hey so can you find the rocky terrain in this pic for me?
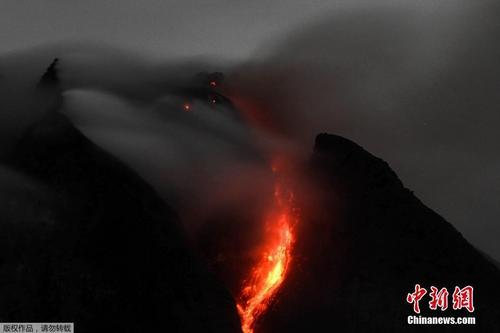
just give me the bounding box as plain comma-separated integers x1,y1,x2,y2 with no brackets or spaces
258,133,500,332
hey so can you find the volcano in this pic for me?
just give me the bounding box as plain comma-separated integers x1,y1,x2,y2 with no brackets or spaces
2,113,499,332
0,61,499,333
0,111,242,332
256,134,500,332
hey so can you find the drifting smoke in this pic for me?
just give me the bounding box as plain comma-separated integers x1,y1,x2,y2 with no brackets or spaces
226,0,500,260
0,42,305,309
1,0,500,314
1,43,275,222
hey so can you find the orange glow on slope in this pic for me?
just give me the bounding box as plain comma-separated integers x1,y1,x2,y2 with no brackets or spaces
237,168,297,333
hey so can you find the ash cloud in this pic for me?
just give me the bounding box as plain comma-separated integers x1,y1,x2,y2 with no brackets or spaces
0,43,283,258
1,0,499,263
225,0,500,259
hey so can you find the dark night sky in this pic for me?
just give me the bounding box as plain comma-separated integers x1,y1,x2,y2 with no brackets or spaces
1,0,499,260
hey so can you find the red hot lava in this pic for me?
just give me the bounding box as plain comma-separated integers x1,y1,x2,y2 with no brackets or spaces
236,164,297,333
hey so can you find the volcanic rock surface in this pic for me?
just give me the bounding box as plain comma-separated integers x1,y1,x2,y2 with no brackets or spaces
258,133,500,332
0,110,242,333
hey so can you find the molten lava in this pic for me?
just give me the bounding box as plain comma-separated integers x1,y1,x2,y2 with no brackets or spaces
237,172,297,333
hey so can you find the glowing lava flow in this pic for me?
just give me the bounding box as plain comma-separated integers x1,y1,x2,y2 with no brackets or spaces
237,172,297,333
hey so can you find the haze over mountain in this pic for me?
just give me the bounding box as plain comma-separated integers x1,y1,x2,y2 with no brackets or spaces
2,0,499,259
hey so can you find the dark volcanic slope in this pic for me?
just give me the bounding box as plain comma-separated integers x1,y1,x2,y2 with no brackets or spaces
260,133,500,333
0,110,242,333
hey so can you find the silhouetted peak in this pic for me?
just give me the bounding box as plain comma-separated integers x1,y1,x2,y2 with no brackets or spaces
38,57,59,87
259,133,500,332
313,133,403,197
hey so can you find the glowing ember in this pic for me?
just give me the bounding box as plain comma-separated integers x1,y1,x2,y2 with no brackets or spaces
237,172,296,333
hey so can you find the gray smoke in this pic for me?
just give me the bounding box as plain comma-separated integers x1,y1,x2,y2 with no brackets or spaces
0,43,283,243
226,0,500,259
1,0,499,261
